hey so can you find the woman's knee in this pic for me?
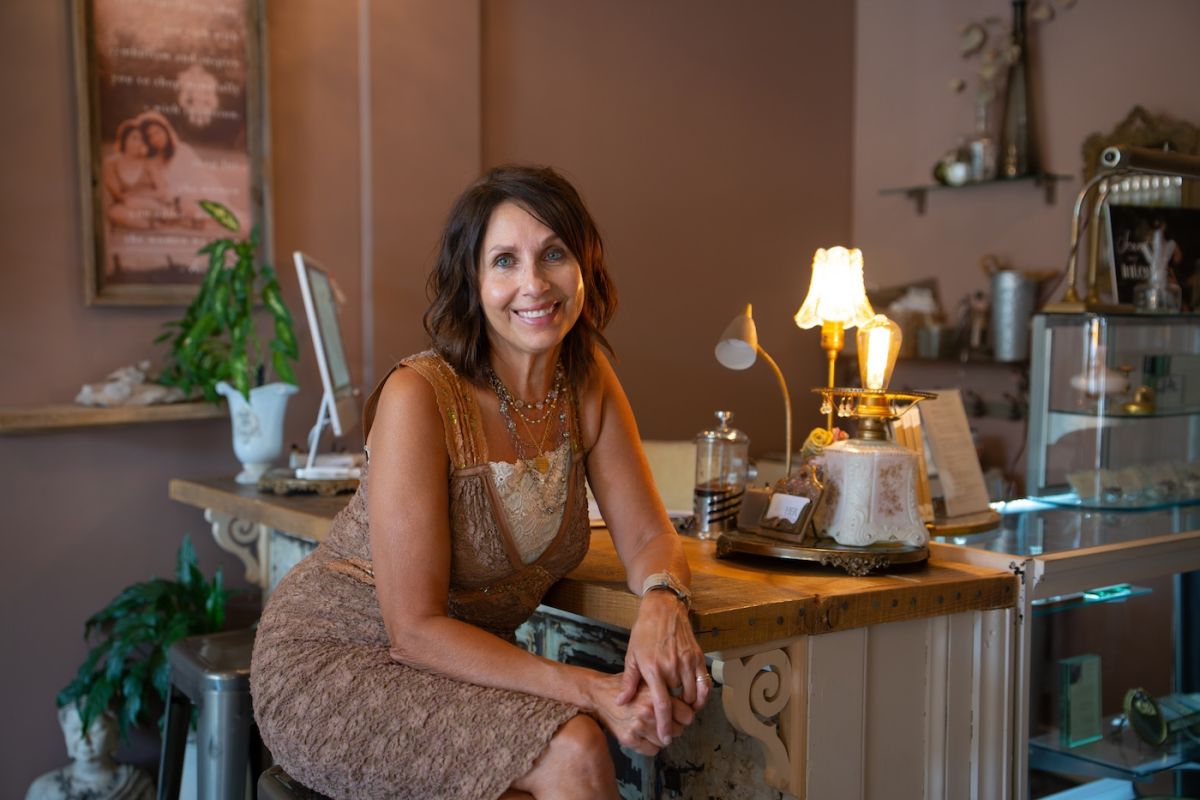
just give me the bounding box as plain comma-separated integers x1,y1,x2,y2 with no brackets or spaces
516,714,615,797
553,715,611,771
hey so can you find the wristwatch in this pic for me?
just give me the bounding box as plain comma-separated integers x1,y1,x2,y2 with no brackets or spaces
641,571,691,610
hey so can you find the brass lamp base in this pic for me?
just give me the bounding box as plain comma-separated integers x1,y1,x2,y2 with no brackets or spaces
715,528,928,576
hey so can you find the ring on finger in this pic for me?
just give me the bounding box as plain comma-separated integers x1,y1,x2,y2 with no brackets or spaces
696,673,712,685
669,684,684,697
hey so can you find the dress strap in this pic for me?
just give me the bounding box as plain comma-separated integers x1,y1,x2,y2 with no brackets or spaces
397,351,486,469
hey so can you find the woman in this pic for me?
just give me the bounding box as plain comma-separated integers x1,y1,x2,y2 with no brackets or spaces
102,121,173,230
251,165,708,799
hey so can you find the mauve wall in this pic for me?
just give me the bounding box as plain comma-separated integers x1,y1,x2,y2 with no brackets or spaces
0,2,366,795
853,0,1200,482
853,0,1200,309
0,2,851,792
482,0,854,454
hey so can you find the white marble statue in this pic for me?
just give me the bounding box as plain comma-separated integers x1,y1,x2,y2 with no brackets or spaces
25,704,154,800
75,360,185,407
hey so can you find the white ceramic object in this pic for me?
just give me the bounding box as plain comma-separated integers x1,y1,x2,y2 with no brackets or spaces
25,705,153,800
215,381,298,484
814,438,928,547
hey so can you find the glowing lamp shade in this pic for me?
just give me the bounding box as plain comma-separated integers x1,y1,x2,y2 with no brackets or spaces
857,315,902,391
793,247,875,330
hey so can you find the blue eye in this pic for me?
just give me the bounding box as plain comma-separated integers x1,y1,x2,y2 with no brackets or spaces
545,247,565,263
494,254,514,268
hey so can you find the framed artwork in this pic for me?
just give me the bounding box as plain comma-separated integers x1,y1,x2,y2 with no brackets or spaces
1106,205,1200,311
72,0,269,306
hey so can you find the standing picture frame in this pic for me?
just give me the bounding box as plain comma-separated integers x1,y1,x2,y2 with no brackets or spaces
1105,205,1200,311
72,0,270,306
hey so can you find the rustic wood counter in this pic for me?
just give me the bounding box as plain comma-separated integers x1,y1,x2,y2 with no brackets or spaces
169,476,1014,649
172,476,1018,798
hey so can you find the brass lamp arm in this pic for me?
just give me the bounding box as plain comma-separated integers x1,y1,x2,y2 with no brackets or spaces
756,345,792,476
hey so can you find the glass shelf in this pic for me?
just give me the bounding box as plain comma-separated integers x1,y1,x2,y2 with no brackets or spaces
1030,584,1152,618
1034,491,1200,513
934,498,1200,559
1029,721,1200,783
879,172,1072,215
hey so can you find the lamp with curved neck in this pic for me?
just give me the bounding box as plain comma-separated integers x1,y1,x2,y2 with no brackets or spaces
715,303,793,475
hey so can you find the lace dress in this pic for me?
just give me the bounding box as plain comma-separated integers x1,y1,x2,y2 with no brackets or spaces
250,351,592,800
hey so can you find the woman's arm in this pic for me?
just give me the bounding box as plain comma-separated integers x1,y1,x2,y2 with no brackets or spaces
581,353,711,741
368,368,690,754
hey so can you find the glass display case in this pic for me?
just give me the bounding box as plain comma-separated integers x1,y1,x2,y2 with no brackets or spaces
1025,312,1200,507
934,499,1200,798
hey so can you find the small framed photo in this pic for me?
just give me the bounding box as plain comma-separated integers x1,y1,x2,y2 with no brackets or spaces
73,0,269,306
759,491,819,537
1106,205,1200,310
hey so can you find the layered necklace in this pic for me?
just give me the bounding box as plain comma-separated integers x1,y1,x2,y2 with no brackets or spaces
486,363,568,475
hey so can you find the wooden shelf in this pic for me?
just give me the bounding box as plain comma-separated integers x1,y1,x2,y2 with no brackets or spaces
880,172,1072,215
0,401,227,435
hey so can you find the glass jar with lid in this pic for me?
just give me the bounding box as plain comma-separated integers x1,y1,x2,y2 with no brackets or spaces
693,410,750,539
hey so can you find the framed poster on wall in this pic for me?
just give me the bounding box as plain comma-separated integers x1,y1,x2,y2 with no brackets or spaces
72,0,269,306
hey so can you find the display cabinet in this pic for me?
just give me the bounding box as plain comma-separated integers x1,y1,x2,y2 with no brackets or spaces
1025,312,1200,506
935,490,1200,797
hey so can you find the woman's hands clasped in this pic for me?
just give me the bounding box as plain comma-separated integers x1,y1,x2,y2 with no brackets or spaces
614,589,710,745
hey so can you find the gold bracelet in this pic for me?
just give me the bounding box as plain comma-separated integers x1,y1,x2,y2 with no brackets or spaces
641,571,691,610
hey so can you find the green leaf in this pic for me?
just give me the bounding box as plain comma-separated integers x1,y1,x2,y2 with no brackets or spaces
175,536,198,586
81,677,115,735
198,200,241,232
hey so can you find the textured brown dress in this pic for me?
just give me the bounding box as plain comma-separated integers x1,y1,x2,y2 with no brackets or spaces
251,352,592,800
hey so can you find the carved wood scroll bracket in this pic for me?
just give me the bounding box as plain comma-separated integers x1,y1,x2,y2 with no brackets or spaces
205,509,269,587
713,648,795,793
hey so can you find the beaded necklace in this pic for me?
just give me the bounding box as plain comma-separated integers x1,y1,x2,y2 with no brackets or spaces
486,364,569,475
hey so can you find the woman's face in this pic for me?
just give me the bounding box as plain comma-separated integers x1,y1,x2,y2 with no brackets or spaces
144,122,170,150
478,201,584,364
122,129,148,158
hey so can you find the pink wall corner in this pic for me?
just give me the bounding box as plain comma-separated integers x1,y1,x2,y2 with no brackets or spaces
853,0,1200,311
852,0,1200,481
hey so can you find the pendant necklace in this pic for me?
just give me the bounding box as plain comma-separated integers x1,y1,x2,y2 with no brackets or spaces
487,364,566,475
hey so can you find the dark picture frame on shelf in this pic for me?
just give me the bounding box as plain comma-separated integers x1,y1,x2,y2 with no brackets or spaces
71,0,269,306
1105,205,1200,311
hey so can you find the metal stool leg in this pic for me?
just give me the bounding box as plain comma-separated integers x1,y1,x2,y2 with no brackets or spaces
196,683,253,800
157,685,191,800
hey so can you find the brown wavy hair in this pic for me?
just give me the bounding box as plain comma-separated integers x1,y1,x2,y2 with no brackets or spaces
423,165,617,387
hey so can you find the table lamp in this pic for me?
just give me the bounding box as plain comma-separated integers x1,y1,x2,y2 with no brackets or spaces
1047,145,1200,311
812,314,934,548
715,304,793,475
794,246,875,431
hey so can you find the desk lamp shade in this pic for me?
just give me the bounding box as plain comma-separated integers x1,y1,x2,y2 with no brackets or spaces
715,304,758,370
714,303,793,474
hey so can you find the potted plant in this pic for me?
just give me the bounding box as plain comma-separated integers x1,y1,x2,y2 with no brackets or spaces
57,537,229,740
157,201,300,482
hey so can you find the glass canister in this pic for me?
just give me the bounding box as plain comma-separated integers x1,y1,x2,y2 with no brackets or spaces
693,410,750,539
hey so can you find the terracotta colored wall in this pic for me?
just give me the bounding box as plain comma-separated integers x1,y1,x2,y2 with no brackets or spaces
366,1,483,387
0,2,365,794
0,1,852,793
482,0,856,456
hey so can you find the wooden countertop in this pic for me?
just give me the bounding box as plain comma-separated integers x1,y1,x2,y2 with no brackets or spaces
170,477,1016,652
